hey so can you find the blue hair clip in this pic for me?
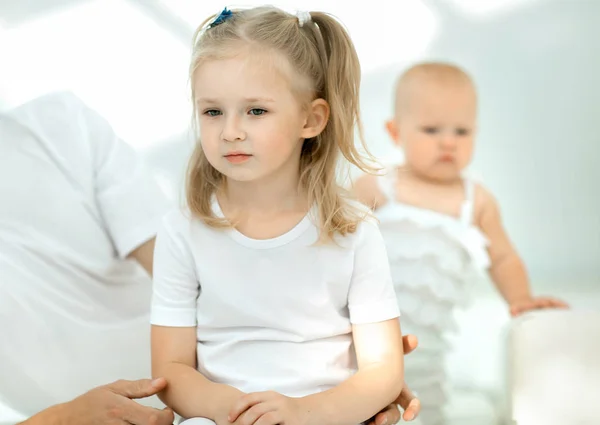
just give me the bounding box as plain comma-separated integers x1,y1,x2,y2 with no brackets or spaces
208,7,233,28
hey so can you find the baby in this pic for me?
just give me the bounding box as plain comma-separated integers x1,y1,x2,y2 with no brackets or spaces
353,62,568,424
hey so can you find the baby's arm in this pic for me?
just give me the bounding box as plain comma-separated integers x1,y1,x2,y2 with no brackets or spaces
477,186,568,315
477,186,532,304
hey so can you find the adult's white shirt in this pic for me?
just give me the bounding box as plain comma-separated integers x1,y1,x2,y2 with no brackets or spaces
0,92,169,416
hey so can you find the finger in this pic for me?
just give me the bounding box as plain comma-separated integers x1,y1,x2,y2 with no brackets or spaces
545,298,569,309
375,404,399,425
535,298,553,309
254,411,281,425
239,402,275,425
525,300,552,311
121,398,175,425
402,398,421,421
229,392,274,422
511,306,533,317
372,408,389,425
107,378,167,399
395,382,415,409
402,335,418,355
365,413,379,425
510,303,534,316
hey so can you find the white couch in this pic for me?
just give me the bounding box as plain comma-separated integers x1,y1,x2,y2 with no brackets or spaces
507,309,600,425
441,282,600,425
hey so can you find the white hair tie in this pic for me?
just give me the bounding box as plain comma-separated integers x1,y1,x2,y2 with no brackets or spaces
296,10,311,27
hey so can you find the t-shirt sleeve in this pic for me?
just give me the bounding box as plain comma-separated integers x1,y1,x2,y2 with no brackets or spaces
151,211,199,327
347,219,400,324
78,97,170,258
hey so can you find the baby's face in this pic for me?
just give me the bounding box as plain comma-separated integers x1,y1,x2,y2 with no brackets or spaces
387,82,477,182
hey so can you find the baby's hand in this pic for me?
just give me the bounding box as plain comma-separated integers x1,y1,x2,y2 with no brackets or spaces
510,296,569,317
228,391,309,425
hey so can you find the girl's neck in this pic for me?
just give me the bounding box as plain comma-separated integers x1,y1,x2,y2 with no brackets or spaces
218,171,308,216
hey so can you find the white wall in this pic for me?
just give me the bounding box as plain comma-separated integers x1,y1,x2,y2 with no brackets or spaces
358,0,600,285
2,0,597,284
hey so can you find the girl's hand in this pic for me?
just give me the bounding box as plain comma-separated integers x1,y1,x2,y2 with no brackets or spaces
213,386,246,425
510,296,569,317
228,391,310,425
228,333,422,425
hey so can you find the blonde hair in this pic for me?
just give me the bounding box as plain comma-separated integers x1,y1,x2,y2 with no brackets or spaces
393,61,476,116
185,6,376,240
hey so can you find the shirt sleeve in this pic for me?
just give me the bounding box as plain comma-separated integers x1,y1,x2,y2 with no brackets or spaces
78,96,170,258
347,219,400,324
151,211,199,327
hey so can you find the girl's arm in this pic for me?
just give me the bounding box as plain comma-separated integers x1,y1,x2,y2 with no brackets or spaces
228,319,404,425
302,318,404,425
227,220,403,425
151,325,243,420
303,219,404,425
151,212,242,420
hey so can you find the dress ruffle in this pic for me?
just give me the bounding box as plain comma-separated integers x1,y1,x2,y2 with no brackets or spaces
376,201,490,333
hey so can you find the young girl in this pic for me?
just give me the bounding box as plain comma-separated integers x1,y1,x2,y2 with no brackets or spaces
353,62,569,424
150,7,414,425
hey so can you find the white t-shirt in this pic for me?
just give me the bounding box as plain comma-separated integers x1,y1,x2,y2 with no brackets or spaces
0,92,169,415
151,202,400,397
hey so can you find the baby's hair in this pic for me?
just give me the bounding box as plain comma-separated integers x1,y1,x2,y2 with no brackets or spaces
393,61,476,116
185,6,376,240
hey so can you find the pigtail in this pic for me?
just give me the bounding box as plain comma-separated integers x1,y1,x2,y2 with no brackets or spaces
296,13,377,238
307,13,378,175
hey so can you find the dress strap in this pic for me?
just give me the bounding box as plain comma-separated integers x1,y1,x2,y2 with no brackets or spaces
460,179,475,225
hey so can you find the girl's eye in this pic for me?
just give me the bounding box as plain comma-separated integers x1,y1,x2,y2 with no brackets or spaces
249,109,267,116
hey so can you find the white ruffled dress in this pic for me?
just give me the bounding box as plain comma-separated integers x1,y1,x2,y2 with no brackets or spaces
374,169,490,425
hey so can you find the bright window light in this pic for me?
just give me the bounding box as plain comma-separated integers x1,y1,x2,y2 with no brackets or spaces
0,0,191,150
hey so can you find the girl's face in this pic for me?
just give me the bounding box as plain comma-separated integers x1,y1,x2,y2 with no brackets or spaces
193,51,312,186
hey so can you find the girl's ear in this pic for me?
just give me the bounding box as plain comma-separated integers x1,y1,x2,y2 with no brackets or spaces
301,98,329,139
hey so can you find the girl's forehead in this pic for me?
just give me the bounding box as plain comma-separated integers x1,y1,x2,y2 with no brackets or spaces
192,51,311,102
194,57,286,89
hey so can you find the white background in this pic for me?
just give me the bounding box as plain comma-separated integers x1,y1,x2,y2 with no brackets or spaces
0,0,598,300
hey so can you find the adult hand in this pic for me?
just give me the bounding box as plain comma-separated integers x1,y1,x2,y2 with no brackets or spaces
22,378,174,425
